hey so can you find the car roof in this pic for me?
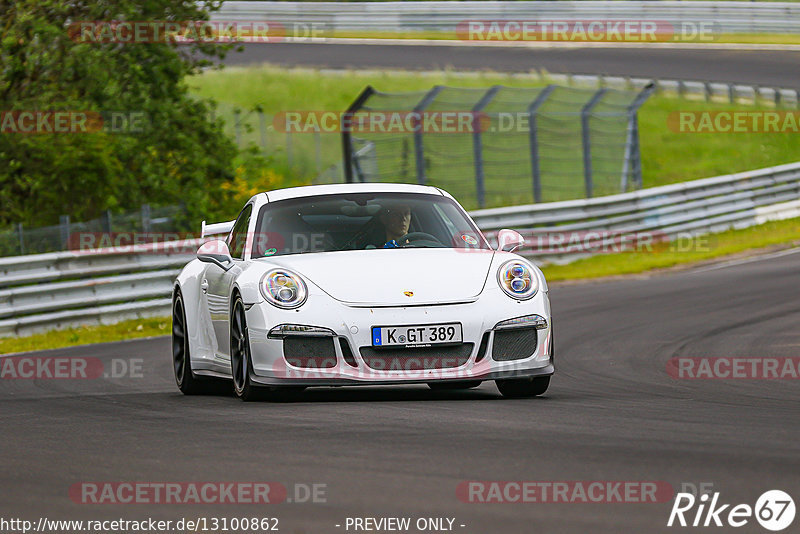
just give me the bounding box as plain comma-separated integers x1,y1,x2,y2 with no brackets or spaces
259,182,445,203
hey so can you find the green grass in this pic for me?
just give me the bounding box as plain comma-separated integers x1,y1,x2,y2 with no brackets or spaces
543,216,800,282
0,317,170,355
190,65,800,207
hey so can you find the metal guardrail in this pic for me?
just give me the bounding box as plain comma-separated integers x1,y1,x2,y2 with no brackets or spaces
1,163,799,337
0,242,199,338
214,1,800,35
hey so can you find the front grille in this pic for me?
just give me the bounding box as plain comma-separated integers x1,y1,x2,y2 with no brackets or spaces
283,337,337,368
492,328,538,361
359,343,473,371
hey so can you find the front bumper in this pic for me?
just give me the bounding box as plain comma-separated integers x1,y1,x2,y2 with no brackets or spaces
244,286,553,387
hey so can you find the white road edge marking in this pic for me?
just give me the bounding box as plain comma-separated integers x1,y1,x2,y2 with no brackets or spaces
688,246,800,274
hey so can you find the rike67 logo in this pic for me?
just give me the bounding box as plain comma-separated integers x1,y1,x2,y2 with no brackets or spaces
668,490,795,531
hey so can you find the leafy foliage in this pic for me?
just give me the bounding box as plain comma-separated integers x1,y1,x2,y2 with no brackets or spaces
0,0,238,226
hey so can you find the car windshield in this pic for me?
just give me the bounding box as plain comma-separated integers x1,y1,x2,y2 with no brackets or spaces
251,192,490,257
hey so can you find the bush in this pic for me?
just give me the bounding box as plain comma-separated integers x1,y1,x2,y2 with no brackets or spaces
0,0,238,227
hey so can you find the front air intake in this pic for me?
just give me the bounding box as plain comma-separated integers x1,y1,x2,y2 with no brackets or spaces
359,344,473,371
492,328,538,361
283,337,337,368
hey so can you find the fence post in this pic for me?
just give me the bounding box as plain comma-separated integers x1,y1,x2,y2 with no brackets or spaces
59,215,70,250
581,88,607,199
258,111,267,152
315,130,322,174
621,83,655,191
102,210,112,233
233,109,242,147
17,223,24,255
141,204,151,233
412,85,444,185
528,85,556,203
341,86,375,183
471,85,501,209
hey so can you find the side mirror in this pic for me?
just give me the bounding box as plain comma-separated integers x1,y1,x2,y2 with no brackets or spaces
496,229,525,253
197,240,233,270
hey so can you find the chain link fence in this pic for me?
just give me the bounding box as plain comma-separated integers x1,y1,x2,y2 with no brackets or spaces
342,83,653,209
0,205,182,257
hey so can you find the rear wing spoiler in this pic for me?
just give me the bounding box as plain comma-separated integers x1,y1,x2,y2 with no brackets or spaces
200,220,235,239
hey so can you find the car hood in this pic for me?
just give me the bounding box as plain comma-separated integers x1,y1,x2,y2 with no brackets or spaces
263,248,496,306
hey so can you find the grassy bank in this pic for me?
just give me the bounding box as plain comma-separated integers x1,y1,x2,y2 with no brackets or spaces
544,216,800,281
0,317,171,355
191,65,800,207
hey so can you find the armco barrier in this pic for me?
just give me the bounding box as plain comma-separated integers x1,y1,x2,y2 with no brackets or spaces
214,1,800,36
1,163,800,337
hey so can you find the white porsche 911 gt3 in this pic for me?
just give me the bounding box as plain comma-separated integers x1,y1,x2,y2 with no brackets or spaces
171,183,553,400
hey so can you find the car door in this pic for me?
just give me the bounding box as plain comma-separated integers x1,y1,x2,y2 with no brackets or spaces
205,204,252,360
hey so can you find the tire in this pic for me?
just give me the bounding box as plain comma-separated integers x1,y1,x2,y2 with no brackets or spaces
428,380,482,390
496,376,550,398
172,291,215,395
231,294,263,401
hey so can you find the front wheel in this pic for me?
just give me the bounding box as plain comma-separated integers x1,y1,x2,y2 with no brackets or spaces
496,376,550,398
231,295,262,401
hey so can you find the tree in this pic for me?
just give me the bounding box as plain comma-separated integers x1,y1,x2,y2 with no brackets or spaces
0,0,238,227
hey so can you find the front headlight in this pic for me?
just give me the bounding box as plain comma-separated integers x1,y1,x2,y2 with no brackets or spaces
497,260,539,300
260,269,308,309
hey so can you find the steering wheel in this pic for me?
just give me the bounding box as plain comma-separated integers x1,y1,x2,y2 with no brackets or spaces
396,232,444,248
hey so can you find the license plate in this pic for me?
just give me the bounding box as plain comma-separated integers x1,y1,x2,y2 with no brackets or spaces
371,323,463,348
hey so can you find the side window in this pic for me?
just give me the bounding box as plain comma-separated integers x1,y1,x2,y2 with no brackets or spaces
227,204,252,260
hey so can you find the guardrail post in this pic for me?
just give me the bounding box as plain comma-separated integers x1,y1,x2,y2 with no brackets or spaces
581,88,607,199
17,223,25,255
342,85,375,183
471,85,501,209
704,82,712,102
59,215,70,250
141,204,151,233
774,88,782,108
412,85,444,185
728,84,736,104
528,85,556,203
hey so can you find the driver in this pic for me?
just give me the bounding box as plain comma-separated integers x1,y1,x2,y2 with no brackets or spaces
379,203,412,248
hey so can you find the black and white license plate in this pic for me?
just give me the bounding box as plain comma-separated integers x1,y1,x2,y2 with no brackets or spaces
371,323,463,347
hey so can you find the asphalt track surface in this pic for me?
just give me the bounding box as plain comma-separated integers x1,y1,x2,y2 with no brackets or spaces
3,249,799,533
226,42,800,88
